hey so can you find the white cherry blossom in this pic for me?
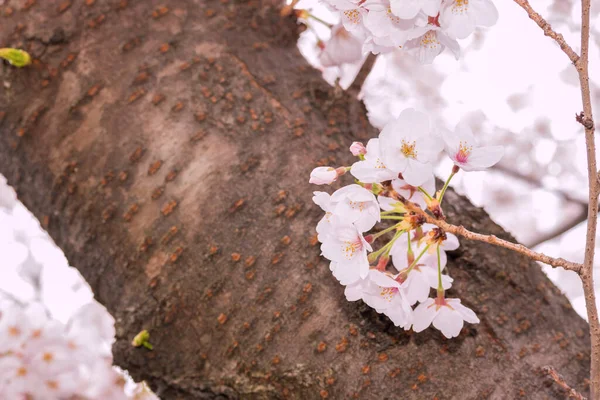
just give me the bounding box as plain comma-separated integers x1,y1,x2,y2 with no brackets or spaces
412,297,479,338
403,26,460,64
345,270,413,328
439,0,499,39
442,120,504,171
363,2,422,47
378,109,443,186
330,184,381,232
324,0,369,32
321,222,372,279
350,138,397,183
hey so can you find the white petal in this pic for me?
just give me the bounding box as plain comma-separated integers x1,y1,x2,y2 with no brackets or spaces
450,299,480,324
390,0,422,19
472,0,499,26
411,298,437,332
402,160,433,186
461,146,504,171
433,307,464,338
442,233,460,251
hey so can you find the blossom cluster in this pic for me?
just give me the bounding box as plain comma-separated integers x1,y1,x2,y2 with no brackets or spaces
314,0,498,66
0,176,158,400
310,108,503,338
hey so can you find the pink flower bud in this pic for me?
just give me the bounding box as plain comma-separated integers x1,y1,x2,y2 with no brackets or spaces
309,167,338,185
349,142,367,156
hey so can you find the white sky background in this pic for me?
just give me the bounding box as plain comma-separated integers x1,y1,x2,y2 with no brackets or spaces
1,0,600,325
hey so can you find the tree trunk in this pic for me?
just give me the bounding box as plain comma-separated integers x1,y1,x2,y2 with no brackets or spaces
0,0,592,398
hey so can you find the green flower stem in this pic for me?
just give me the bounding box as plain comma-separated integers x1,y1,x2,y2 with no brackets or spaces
438,171,457,204
370,223,401,241
418,187,433,200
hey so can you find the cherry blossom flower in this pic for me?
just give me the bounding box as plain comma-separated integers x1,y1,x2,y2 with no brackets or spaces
390,0,441,19
324,0,369,32
345,270,413,328
350,138,397,183
319,24,364,67
378,109,443,186
403,26,460,64
363,2,422,47
330,184,381,231
412,297,479,338
321,222,372,279
442,120,504,171
439,0,499,39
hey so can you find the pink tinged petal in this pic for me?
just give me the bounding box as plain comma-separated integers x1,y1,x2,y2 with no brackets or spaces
449,299,480,324
402,160,433,186
332,262,363,285
369,270,402,288
390,241,410,271
403,270,431,305
442,127,461,160
377,195,398,211
440,2,477,40
442,233,459,251
433,307,465,338
461,146,504,171
472,0,499,26
390,0,422,19
312,191,332,211
345,283,364,302
437,31,460,59
350,160,380,183
422,0,442,16
412,298,438,332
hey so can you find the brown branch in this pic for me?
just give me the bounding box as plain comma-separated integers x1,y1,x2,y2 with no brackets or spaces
401,199,582,273
348,53,377,95
542,366,587,400
512,0,580,64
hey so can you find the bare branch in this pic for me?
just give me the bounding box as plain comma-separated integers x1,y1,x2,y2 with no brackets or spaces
512,0,579,64
542,366,587,400
400,199,582,273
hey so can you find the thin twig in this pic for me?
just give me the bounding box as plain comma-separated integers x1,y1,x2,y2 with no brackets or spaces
348,53,377,95
400,199,582,273
573,0,600,395
542,366,587,400
511,0,599,394
512,0,580,64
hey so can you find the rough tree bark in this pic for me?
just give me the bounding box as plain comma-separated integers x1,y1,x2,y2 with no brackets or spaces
0,0,593,398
